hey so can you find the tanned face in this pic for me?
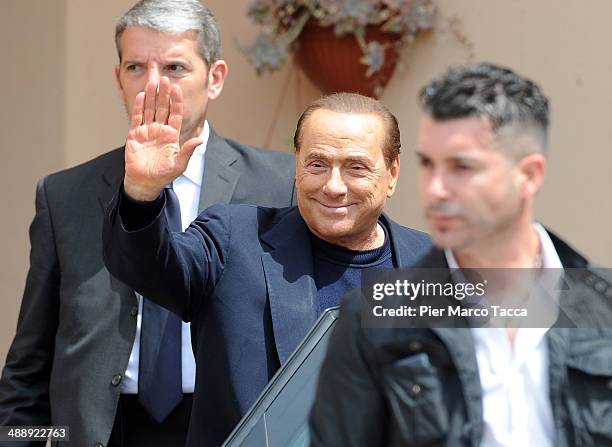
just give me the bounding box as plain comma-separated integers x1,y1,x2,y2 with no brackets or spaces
296,109,400,250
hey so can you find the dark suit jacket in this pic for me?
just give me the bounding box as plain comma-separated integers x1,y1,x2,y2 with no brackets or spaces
310,231,612,447
102,194,432,446
0,129,296,447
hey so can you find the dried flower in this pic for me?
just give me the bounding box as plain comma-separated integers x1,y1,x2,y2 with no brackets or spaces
240,32,289,75
241,0,436,75
360,41,386,77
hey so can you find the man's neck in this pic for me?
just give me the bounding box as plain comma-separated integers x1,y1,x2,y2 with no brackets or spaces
453,222,541,269
450,222,543,347
179,121,206,147
324,222,386,251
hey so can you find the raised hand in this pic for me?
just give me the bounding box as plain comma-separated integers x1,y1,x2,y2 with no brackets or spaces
123,77,203,201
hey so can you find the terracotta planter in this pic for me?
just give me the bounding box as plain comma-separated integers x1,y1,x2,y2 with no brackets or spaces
295,22,401,97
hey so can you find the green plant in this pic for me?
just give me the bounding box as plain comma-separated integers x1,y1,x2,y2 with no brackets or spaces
241,0,436,77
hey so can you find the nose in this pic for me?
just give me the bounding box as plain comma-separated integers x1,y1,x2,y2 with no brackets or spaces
145,65,162,85
423,170,450,202
323,167,348,198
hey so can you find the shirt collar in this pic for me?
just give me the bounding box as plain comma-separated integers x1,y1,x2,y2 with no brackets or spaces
181,121,209,186
533,223,563,269
445,247,460,269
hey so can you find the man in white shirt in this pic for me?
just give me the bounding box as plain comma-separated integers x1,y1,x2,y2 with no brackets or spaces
0,1,295,446
310,62,612,447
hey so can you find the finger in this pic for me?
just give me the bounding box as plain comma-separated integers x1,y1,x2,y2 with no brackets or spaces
130,91,145,129
168,84,184,131
143,80,157,124
181,137,204,160
155,77,171,124
177,137,203,169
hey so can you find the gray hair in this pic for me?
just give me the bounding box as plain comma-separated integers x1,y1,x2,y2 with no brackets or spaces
115,0,221,67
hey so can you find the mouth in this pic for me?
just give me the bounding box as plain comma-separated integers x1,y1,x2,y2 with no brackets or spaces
314,200,355,213
427,213,458,225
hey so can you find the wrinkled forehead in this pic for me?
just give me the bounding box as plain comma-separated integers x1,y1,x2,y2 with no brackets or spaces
304,110,384,142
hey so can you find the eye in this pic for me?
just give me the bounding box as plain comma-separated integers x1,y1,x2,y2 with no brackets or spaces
166,64,185,73
453,162,473,172
125,64,139,72
349,163,367,173
418,156,433,168
306,160,327,170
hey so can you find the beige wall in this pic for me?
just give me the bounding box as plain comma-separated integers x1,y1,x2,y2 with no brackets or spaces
0,1,66,363
381,0,612,269
1,0,610,366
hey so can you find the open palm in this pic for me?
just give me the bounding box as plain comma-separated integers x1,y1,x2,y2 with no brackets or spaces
124,78,202,201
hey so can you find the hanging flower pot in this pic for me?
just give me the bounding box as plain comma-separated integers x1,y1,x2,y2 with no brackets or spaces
240,1,437,97
295,21,401,98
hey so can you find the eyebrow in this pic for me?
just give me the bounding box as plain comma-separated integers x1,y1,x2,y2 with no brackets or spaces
305,151,372,164
162,58,190,65
448,155,478,162
121,57,190,66
120,59,147,68
415,152,481,164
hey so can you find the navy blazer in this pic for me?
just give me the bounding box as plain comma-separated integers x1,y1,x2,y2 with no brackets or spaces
103,191,431,446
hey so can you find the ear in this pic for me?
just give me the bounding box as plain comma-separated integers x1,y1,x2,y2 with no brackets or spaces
386,155,401,197
206,60,228,100
517,152,546,198
114,64,126,102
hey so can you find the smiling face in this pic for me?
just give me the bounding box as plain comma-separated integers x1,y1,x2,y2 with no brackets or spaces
114,26,227,143
416,115,544,254
296,109,400,250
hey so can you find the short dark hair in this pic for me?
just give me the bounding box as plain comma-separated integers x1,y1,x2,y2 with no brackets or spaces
294,93,401,167
419,62,550,152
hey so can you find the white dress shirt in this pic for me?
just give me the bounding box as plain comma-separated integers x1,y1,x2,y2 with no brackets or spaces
121,122,210,394
445,223,562,447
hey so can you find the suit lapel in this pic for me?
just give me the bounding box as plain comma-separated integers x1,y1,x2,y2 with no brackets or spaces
260,208,318,364
199,130,240,212
382,213,429,267
98,147,125,214
97,148,139,320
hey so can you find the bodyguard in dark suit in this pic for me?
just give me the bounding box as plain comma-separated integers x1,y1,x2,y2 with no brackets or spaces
310,63,612,447
0,1,295,446
102,91,432,446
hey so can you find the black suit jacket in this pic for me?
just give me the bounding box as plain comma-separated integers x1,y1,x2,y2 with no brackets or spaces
0,129,296,447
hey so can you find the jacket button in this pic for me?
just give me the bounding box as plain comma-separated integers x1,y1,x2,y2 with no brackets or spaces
130,306,138,317
595,281,607,293
111,374,122,386
410,383,422,396
585,274,597,285
408,341,423,352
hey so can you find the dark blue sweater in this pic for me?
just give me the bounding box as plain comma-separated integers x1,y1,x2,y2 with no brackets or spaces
311,222,394,315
